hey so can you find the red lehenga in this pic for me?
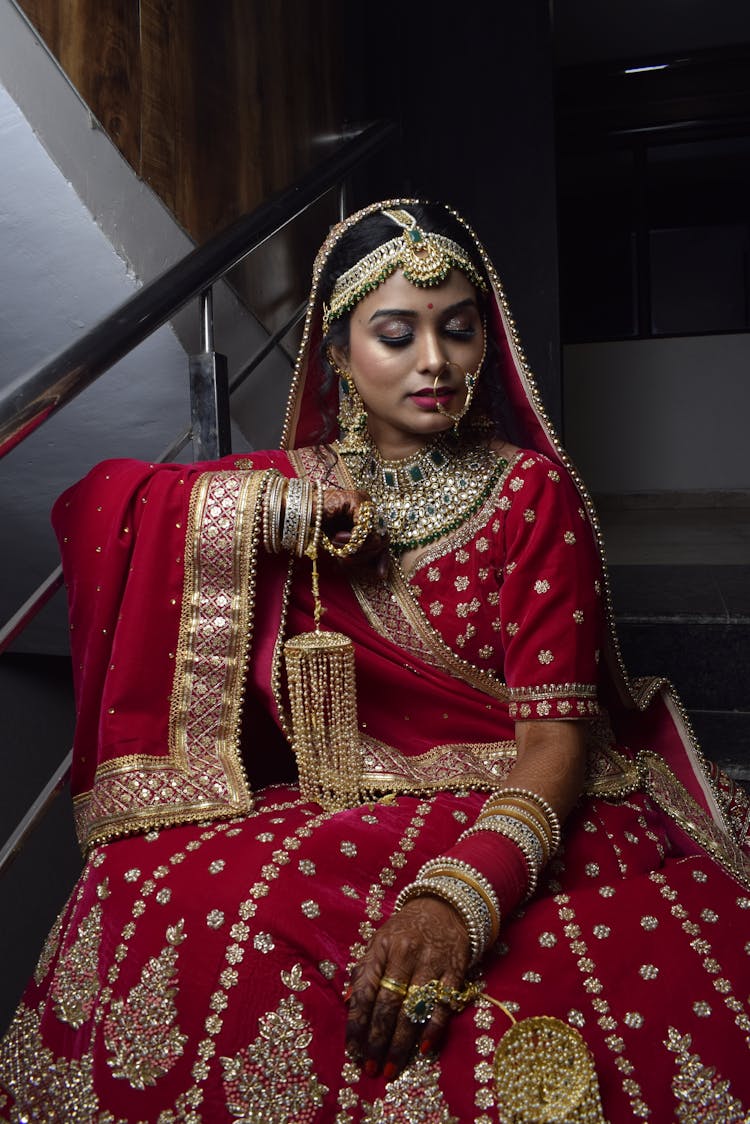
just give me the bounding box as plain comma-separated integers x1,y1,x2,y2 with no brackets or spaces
2,201,749,1124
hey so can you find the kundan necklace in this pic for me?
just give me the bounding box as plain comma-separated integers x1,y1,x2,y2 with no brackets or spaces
338,434,507,554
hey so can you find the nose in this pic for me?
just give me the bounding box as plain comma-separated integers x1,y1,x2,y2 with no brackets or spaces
415,328,448,376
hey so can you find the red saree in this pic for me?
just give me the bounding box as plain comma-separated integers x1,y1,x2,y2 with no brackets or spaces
2,200,749,1123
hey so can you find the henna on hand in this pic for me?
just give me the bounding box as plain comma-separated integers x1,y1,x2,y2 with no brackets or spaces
345,896,471,1078
321,487,390,577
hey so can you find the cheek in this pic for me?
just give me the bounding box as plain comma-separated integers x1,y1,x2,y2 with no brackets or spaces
351,343,402,385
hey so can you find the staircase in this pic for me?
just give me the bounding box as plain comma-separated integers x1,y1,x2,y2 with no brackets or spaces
604,506,750,788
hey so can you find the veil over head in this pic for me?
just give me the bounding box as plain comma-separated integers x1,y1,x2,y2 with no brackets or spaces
281,199,563,467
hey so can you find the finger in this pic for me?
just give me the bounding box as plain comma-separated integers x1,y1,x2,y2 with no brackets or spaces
362,974,414,1077
345,952,384,1060
415,982,458,1058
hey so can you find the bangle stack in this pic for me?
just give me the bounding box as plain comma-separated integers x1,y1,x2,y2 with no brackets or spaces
482,788,561,857
281,478,315,557
458,786,561,901
394,857,501,966
262,476,323,558
262,471,286,555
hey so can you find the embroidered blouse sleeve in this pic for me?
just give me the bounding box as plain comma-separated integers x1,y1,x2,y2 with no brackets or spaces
498,456,603,720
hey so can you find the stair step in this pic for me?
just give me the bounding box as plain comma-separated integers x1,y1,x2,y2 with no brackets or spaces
688,709,750,786
615,619,749,712
608,564,750,622
608,564,749,713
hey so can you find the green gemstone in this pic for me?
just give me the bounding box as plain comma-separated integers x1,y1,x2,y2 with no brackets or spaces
408,465,424,482
384,471,396,487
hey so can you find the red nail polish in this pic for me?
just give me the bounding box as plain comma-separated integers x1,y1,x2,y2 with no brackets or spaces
383,1062,398,1081
342,985,353,1002
364,1059,379,1078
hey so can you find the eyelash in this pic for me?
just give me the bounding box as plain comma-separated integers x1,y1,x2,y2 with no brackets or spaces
378,327,476,348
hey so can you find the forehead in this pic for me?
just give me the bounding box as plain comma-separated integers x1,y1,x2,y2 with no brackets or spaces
352,268,478,318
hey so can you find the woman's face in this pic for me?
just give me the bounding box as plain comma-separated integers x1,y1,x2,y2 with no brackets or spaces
331,268,485,459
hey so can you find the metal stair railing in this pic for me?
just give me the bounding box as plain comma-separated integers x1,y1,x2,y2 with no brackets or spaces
0,119,397,877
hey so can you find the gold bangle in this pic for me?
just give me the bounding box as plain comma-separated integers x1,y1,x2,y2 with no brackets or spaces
480,801,551,862
321,499,375,559
421,864,501,945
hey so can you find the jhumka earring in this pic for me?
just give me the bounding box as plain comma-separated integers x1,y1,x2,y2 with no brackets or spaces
329,350,370,453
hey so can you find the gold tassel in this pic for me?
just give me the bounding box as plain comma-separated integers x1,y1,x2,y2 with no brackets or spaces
492,1014,606,1123
284,481,362,812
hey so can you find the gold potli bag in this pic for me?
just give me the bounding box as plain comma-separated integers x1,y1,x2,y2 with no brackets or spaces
284,482,363,812
491,1004,606,1123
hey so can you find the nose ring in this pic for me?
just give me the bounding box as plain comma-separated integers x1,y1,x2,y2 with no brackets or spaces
432,361,478,427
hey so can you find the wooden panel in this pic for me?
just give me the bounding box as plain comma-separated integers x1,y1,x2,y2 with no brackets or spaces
18,0,141,169
17,0,350,328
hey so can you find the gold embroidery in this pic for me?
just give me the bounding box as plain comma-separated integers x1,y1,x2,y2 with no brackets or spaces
641,752,750,887
352,567,510,703
33,908,66,985
220,966,328,1122
666,1027,747,1122
0,1004,128,1124
50,901,103,1029
74,470,267,849
104,919,188,1089
361,1057,458,1123
507,682,597,702
359,735,516,796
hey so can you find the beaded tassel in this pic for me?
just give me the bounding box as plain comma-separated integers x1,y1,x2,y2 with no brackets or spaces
283,483,362,812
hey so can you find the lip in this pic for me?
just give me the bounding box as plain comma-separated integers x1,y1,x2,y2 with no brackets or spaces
409,387,457,412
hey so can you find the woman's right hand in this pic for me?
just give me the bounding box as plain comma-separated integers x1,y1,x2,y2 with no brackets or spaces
321,487,390,578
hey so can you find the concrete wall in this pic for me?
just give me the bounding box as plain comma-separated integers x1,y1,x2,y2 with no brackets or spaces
0,0,294,656
563,334,750,493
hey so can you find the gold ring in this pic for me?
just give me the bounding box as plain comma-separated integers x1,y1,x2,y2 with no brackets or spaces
379,976,408,998
403,981,439,1024
403,979,482,1023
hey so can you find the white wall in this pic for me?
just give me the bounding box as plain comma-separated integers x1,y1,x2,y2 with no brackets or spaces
563,334,750,494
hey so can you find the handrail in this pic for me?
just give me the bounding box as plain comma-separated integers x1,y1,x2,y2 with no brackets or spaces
0,751,72,878
0,119,397,878
0,120,397,459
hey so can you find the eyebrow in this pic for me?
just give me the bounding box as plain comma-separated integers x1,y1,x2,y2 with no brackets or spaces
368,297,477,323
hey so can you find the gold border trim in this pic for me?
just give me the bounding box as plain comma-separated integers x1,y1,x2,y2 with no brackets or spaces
74,470,268,849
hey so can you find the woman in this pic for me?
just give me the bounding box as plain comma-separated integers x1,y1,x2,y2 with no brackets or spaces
1,201,748,1123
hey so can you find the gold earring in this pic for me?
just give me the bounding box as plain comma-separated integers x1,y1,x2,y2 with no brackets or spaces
328,352,369,454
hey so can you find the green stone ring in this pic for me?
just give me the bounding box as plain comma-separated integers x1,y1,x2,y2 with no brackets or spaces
403,981,439,1025
403,979,483,1024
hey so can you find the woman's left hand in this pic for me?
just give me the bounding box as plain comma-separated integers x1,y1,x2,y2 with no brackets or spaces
345,896,471,1079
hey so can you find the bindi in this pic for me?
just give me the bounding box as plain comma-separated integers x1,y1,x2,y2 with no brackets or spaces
427,302,434,309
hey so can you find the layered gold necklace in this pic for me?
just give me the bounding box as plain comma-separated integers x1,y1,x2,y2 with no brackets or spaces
338,434,507,554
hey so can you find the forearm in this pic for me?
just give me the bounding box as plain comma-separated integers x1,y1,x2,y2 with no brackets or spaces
504,717,588,820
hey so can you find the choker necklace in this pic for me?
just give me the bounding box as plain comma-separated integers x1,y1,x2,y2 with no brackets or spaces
338,434,507,554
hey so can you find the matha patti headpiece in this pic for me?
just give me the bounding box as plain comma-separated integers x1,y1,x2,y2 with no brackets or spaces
322,207,487,332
